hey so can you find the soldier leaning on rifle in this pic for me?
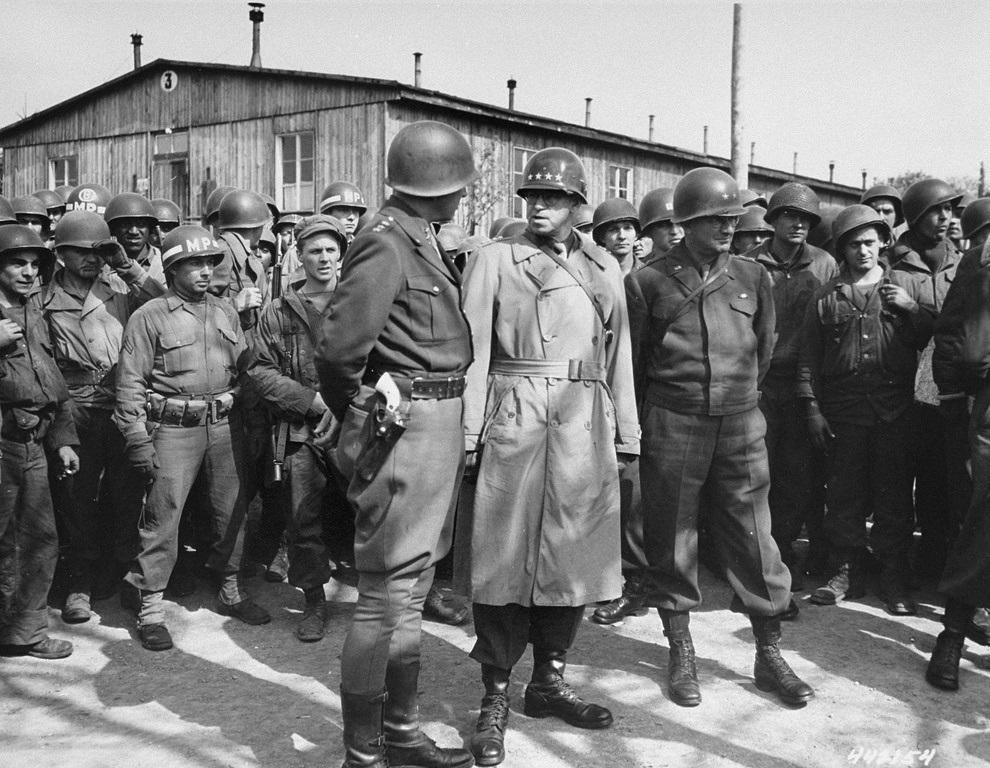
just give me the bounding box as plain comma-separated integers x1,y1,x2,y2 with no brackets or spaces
248,214,354,643
745,183,838,591
42,210,164,624
626,168,813,710
315,121,476,768
887,179,966,608
115,225,270,652
0,226,80,660
796,206,934,609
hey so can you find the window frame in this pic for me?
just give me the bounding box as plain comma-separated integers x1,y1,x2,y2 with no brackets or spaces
48,155,79,188
607,164,632,200
275,131,315,211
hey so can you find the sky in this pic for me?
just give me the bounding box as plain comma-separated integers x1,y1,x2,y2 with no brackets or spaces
1,0,986,190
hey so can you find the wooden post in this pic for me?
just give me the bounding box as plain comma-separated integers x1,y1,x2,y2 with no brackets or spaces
730,3,748,188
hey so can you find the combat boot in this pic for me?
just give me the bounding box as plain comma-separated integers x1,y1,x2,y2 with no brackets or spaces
340,688,388,768
62,561,92,624
925,630,965,691
523,649,612,729
383,660,472,768
659,609,700,706
422,584,469,626
879,560,916,616
591,575,648,625
809,548,865,606
470,665,510,766
296,587,329,643
750,614,814,706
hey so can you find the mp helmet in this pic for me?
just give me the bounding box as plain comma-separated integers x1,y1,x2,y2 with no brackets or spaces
517,147,588,203
385,121,479,197
319,181,368,214
65,183,113,216
161,224,225,272
672,167,747,224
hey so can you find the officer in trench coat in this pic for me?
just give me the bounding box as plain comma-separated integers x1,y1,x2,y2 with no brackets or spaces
461,147,640,766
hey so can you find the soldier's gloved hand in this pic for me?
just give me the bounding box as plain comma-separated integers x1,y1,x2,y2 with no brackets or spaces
93,238,131,270
806,413,834,452
125,437,159,482
234,287,263,313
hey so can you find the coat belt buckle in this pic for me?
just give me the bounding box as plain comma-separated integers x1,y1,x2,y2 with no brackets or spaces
209,400,219,423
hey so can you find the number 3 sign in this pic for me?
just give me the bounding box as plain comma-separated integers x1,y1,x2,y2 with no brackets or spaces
160,70,178,92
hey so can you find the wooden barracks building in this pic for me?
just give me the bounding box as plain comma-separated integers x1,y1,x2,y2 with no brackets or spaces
0,13,860,234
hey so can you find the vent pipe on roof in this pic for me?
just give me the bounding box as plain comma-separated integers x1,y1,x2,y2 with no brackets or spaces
829,161,835,184
703,125,709,155
861,169,868,191
648,114,655,142
507,78,516,110
584,98,592,128
793,152,798,176
249,3,265,69
750,141,755,165
131,33,143,70
414,52,422,87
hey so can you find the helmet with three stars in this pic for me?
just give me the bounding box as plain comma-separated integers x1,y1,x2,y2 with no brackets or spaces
517,147,588,204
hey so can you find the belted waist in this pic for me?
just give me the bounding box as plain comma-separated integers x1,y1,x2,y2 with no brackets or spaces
489,358,605,382
145,390,235,426
1,406,54,443
363,370,466,400
58,366,114,387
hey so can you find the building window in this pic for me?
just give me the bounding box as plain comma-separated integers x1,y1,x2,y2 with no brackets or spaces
153,130,188,158
607,165,632,200
511,146,538,218
49,155,78,188
276,132,314,211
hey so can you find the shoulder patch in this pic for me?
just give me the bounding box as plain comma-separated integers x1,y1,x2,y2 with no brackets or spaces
370,215,396,234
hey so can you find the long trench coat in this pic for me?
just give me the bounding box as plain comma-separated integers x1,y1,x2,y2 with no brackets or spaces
461,231,640,607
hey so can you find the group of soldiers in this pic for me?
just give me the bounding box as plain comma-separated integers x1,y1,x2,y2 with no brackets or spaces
1,118,988,768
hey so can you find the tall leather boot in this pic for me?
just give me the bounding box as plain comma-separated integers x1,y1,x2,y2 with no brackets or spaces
659,609,700,707
340,689,388,768
471,664,511,766
750,614,814,706
523,649,612,729
925,598,974,691
383,660,473,768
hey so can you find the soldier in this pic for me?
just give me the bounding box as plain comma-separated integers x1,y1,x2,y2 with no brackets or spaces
202,185,236,233
314,120,476,768
105,193,164,284
0,226,79,660
43,211,163,623
463,147,639,764
926,216,990,690
318,181,368,242
959,197,990,255
798,206,934,608
571,203,595,235
626,168,813,709
861,184,905,237
638,188,683,259
249,214,351,642
740,189,769,208
745,182,838,590
0,197,18,228
888,179,965,607
591,197,641,275
64,183,112,217
116,225,271,651
33,190,67,228
731,206,773,255
151,198,182,247
11,196,51,240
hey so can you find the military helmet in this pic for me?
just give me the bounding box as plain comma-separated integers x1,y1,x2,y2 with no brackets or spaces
259,192,280,224
65,183,112,216
0,224,50,260
517,147,588,203
902,179,962,227
217,189,270,230
735,206,774,235
591,198,640,244
957,192,977,213
739,189,769,209
258,225,277,251
860,184,904,227
831,204,891,251
53,210,112,250
319,181,368,214
32,189,66,215
203,185,237,226
571,204,595,230
766,182,821,226
961,198,990,240
0,196,16,226
161,224,225,271
488,217,515,238
436,222,468,253
638,188,677,230
104,192,157,226
54,185,75,203
672,167,747,224
385,121,479,197
11,195,50,223
274,212,304,233
151,198,182,226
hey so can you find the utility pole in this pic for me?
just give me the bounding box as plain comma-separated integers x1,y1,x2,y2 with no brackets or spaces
730,3,748,189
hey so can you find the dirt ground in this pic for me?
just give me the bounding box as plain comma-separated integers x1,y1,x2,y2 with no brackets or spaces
2,565,989,768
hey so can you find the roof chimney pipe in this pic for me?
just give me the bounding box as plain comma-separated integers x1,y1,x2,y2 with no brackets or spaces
249,2,264,69
131,33,143,70
413,52,422,87
507,78,516,110
648,114,655,142
585,97,592,128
